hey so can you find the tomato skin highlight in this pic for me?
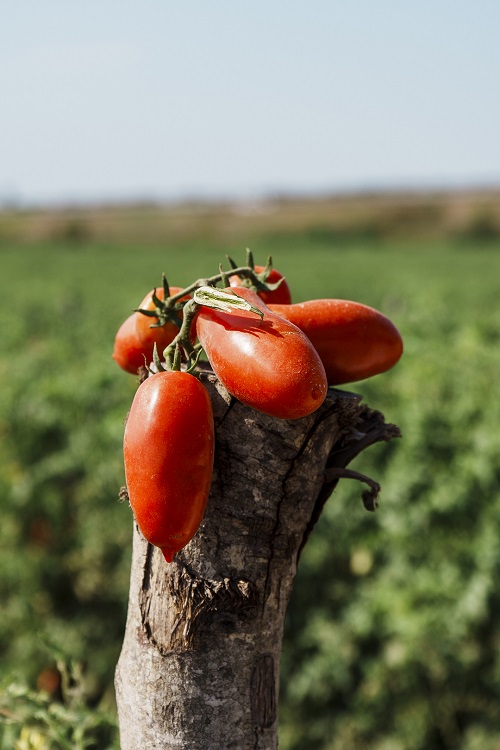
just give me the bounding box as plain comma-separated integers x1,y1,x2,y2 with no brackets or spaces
196,287,328,419
113,286,186,374
123,371,214,562
229,265,292,305
269,299,403,385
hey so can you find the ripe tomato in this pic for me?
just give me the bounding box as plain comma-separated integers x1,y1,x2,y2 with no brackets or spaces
196,287,327,419
269,299,403,385
123,371,214,562
113,286,186,374
229,265,292,305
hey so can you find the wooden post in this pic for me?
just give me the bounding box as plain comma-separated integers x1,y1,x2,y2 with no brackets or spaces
115,373,400,750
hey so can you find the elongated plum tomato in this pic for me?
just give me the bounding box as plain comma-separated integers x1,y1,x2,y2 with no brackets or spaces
229,265,292,305
113,286,187,374
196,287,328,419
123,371,214,563
269,299,403,385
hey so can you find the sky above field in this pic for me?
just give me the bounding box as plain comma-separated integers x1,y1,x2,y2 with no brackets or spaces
1,1,499,205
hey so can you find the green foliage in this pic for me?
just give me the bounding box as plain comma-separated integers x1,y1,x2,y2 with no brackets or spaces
0,299,131,690
1,233,499,748
280,253,500,749
0,651,119,749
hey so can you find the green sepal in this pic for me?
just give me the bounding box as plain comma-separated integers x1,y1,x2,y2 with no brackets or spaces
172,343,182,372
162,273,171,300
133,307,158,318
226,251,284,293
151,288,163,309
219,263,230,288
134,300,183,330
260,256,273,282
152,343,166,373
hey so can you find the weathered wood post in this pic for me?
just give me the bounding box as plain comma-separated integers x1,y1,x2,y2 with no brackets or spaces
115,372,400,749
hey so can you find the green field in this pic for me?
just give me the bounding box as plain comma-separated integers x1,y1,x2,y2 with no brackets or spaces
1,214,499,749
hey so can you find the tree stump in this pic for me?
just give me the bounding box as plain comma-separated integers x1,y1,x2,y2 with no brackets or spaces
115,372,400,750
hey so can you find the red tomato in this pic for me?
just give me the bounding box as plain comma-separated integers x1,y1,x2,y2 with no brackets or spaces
113,286,186,374
269,299,403,385
196,287,327,419
123,371,214,562
229,265,292,305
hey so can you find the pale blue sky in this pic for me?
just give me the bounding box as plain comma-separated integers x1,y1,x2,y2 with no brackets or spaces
1,1,499,205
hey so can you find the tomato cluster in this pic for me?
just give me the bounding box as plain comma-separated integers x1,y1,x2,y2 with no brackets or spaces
116,256,403,562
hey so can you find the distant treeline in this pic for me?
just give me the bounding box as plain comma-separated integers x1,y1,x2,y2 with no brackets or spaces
1,188,500,247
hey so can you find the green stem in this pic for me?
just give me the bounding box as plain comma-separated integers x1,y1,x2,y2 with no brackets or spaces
163,298,200,369
137,261,283,331
166,264,280,304
151,257,286,371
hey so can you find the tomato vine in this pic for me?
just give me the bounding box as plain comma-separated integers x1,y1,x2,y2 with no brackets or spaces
116,249,403,562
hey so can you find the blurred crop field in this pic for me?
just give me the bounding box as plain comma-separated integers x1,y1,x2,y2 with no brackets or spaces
1,192,500,750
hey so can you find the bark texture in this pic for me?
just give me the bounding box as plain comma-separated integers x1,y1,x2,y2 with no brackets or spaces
115,373,400,750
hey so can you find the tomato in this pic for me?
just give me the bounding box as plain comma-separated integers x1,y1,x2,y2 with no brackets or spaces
112,315,141,374
123,371,214,562
229,265,292,305
196,287,327,419
269,299,403,385
113,286,186,374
